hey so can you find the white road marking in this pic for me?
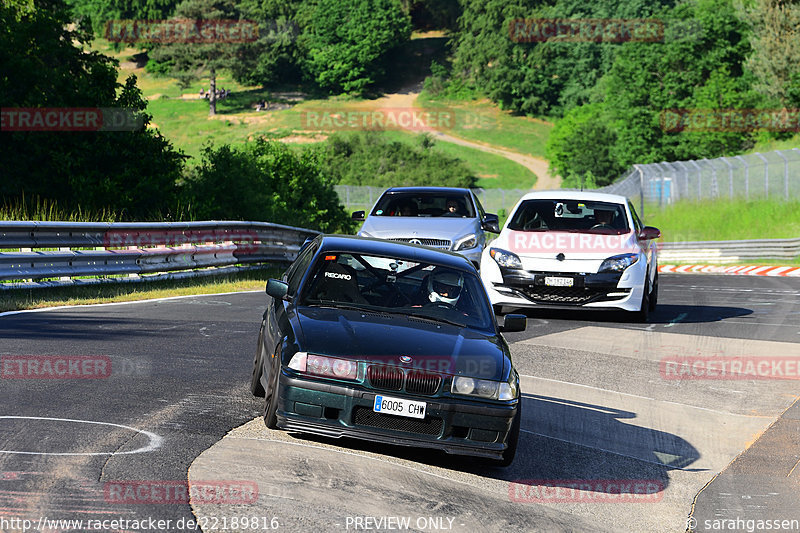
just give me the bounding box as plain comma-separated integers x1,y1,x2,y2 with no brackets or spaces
518,374,765,418
0,290,261,319
664,313,688,328
0,416,163,456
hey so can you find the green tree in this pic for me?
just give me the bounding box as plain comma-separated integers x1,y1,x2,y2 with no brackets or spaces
604,0,757,168
545,103,624,186
741,0,800,106
231,0,303,87
65,0,180,37
183,140,353,233
148,0,243,115
451,0,677,117
0,0,185,219
296,0,412,94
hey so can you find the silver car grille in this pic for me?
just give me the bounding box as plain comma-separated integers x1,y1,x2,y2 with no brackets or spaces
390,238,451,249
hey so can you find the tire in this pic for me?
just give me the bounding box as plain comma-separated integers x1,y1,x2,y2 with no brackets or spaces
648,273,658,312
493,304,505,316
249,328,266,397
493,402,521,467
263,358,280,429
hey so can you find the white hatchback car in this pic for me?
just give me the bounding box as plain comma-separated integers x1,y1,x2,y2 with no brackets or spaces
480,191,660,321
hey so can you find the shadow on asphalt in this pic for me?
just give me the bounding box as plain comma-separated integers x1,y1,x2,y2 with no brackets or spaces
282,392,702,496
501,303,753,326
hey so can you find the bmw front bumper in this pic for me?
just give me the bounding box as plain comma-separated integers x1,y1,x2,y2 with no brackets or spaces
274,372,517,460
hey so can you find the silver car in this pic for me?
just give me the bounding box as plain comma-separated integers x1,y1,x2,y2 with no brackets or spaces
352,187,499,269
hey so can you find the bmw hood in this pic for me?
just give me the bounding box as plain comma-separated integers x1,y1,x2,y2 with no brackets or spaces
359,217,477,244
295,306,507,380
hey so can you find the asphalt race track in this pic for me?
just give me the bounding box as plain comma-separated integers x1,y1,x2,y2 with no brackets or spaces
1,274,799,533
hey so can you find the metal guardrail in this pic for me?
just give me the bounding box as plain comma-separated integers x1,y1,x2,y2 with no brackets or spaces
0,221,320,289
658,237,800,264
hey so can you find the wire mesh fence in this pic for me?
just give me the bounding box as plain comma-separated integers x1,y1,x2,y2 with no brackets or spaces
597,149,800,211
335,149,800,221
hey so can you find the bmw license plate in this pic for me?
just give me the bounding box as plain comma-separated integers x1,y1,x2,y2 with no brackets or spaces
373,395,426,419
545,276,574,287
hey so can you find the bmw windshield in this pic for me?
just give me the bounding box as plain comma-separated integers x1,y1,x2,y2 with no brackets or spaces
298,252,493,331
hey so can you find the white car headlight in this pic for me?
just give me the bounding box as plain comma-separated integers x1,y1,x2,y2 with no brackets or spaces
489,248,522,269
598,253,639,273
453,234,478,251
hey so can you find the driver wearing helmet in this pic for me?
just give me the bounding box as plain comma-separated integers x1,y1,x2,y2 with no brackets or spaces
427,268,464,306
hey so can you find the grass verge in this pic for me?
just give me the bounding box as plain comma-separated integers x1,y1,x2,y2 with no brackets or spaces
0,267,281,313
644,198,800,242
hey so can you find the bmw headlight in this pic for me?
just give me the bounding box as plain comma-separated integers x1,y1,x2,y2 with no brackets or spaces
453,234,478,251
452,376,499,398
598,253,639,273
489,248,522,269
452,373,518,400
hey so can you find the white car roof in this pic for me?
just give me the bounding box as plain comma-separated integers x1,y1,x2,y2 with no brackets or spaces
516,190,629,204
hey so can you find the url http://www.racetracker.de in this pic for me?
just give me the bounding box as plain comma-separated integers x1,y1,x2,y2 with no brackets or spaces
0,515,284,532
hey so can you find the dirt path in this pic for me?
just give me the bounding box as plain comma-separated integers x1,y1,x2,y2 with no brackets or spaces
370,91,560,190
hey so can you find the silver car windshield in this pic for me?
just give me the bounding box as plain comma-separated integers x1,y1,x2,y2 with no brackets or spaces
507,200,630,234
371,193,475,218
300,252,493,330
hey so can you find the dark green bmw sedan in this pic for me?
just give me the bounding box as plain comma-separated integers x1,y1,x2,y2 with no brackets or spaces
250,234,526,466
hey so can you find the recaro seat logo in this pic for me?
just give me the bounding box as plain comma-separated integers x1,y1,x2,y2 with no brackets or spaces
325,272,352,280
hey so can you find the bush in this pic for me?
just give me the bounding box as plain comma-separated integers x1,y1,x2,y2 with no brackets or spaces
182,139,353,233
312,132,477,188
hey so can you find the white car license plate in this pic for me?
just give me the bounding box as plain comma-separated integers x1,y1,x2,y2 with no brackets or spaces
545,276,574,287
373,395,426,419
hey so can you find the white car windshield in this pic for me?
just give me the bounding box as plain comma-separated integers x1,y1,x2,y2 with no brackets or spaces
507,199,630,234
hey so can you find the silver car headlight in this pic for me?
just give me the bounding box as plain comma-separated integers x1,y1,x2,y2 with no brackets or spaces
489,248,522,269
598,253,639,273
453,234,478,251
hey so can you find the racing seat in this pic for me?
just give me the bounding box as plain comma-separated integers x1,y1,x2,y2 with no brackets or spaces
313,262,368,304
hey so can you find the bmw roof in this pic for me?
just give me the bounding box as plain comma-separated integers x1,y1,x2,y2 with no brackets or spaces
315,234,475,271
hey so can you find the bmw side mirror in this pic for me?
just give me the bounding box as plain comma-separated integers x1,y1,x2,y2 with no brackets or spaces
266,279,289,300
352,210,365,221
638,226,661,240
482,213,500,234
500,314,526,332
